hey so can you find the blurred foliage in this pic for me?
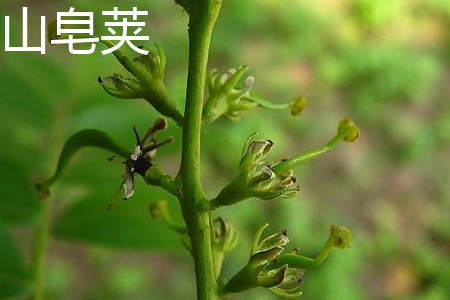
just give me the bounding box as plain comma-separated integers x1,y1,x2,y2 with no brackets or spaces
0,0,450,299
0,225,28,299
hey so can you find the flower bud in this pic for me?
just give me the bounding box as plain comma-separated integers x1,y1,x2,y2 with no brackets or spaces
290,96,307,116
47,21,183,124
239,139,273,174
203,66,309,122
222,247,285,294
97,43,183,125
133,43,166,81
211,218,239,278
268,267,304,297
98,74,144,99
252,169,297,200
239,138,298,201
211,134,300,208
222,223,303,295
203,65,257,123
330,224,352,249
153,117,169,131
257,265,288,288
256,231,289,252
212,217,239,253
337,117,360,143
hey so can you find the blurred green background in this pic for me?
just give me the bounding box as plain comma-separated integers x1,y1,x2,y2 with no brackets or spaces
1,0,450,299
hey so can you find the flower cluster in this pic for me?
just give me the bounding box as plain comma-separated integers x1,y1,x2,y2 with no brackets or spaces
203,65,256,122
221,223,352,297
239,137,299,200
211,117,359,208
221,224,302,297
48,19,184,125
203,66,307,123
98,44,183,125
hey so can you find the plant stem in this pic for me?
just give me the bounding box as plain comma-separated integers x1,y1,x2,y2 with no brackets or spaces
268,233,335,270
179,1,223,299
270,129,350,175
30,197,53,300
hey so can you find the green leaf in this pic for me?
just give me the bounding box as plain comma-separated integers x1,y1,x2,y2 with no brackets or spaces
37,129,131,197
0,225,29,299
0,158,41,224
52,184,184,252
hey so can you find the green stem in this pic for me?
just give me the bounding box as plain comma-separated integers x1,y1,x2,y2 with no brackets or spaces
179,1,223,300
30,198,53,300
269,234,334,270
145,166,181,197
244,94,294,110
271,128,351,175
210,176,252,209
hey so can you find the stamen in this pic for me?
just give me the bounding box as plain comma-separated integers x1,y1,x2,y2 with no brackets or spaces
133,126,142,147
141,118,168,145
143,136,173,153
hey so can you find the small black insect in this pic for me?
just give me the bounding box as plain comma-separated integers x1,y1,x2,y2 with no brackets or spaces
108,118,173,209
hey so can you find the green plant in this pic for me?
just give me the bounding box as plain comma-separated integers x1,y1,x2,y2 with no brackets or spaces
36,1,360,299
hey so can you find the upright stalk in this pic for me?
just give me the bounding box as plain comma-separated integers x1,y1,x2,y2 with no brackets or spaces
180,1,223,299
30,198,53,300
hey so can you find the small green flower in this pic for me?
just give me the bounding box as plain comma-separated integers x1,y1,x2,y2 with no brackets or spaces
239,136,299,201
221,224,302,296
222,224,352,297
48,19,184,125
203,66,305,123
211,134,299,208
255,229,290,253
211,117,359,208
203,65,256,122
97,44,183,125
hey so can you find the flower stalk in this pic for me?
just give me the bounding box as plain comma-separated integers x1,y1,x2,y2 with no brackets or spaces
178,1,223,299
271,117,360,175
39,2,360,299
